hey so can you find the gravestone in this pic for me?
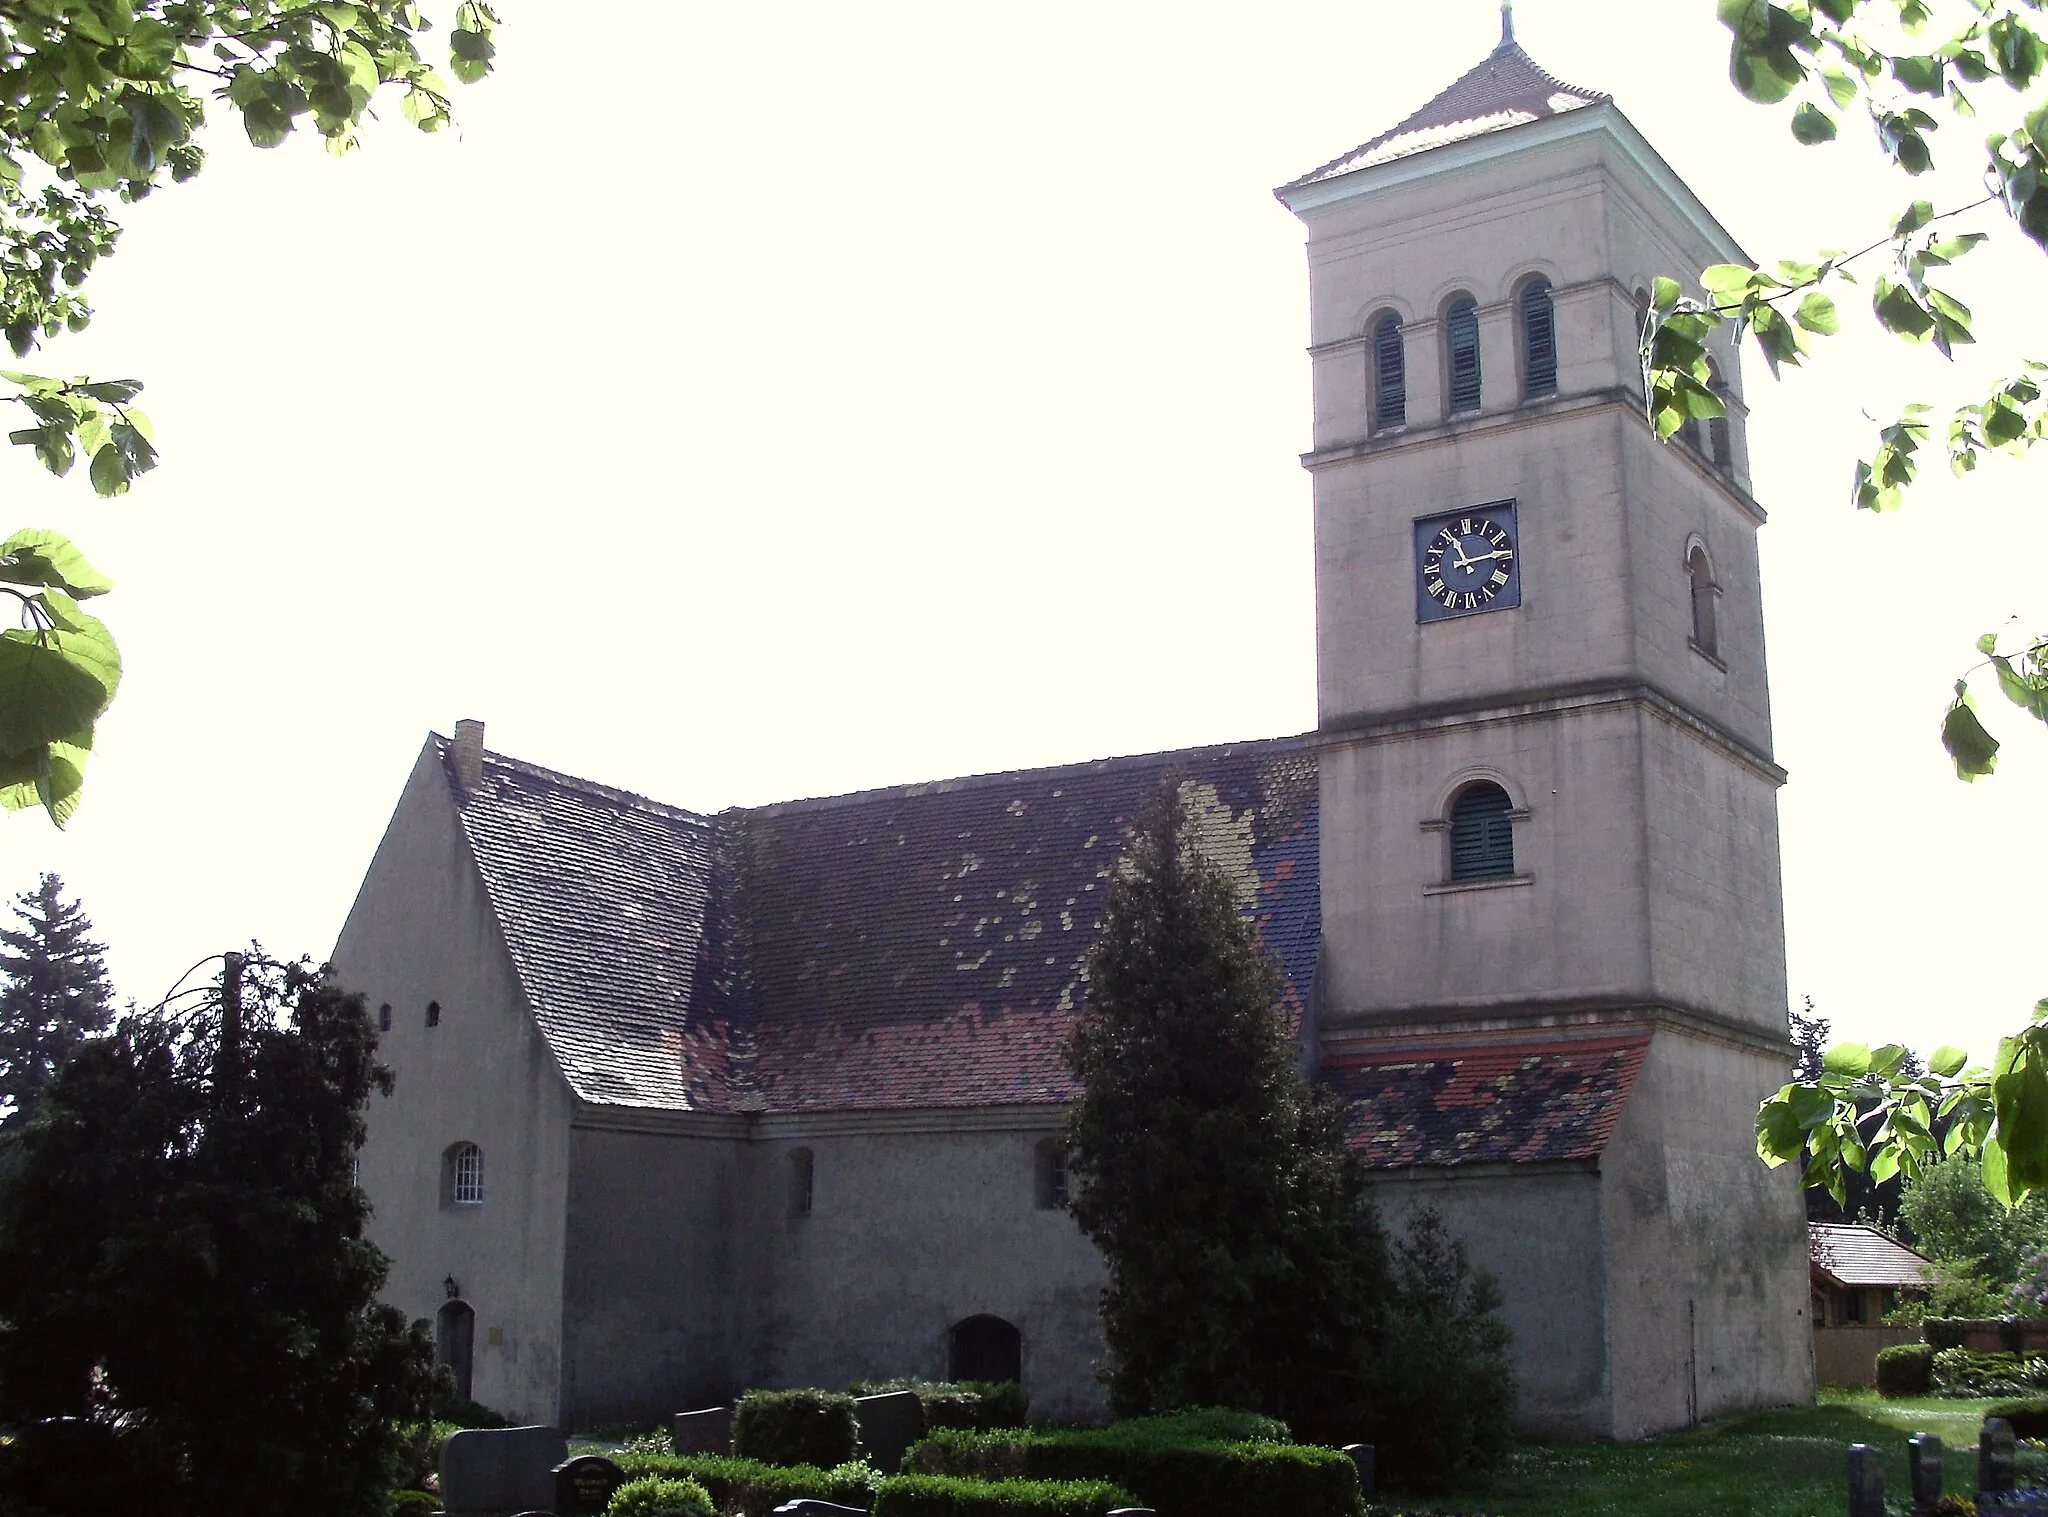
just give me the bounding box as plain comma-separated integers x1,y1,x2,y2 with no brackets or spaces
1984,1417,2018,1494
1342,1443,1375,1500
439,1425,567,1517
852,1390,927,1474
1847,1443,1885,1517
1909,1433,1943,1515
770,1504,869,1517
1106,1510,1159,1516
553,1454,628,1517
674,1404,733,1457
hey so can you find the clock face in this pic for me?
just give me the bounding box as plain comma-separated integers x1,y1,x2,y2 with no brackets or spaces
1414,501,1521,622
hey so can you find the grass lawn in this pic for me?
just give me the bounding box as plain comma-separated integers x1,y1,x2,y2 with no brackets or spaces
1384,1391,2004,1517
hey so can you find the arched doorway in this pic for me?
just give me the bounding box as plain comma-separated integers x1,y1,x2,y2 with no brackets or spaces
437,1300,475,1401
948,1314,1021,1384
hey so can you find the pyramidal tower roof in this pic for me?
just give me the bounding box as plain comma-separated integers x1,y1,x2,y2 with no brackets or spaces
1280,6,1607,192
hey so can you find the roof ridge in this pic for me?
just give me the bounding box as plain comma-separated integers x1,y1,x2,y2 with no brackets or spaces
435,733,712,828
725,730,1317,820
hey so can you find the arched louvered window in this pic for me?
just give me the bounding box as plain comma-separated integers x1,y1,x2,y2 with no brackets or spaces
1520,278,1557,397
1449,782,1515,881
1446,297,1481,414
1689,545,1719,659
1373,315,1406,430
1707,363,1733,469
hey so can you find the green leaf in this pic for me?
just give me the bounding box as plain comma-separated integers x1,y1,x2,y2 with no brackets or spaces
1891,53,1945,95
1871,1043,1911,1076
1926,233,1989,263
0,613,120,755
1985,1132,2018,1204
1650,276,1683,313
1824,1042,1872,1076
1894,200,1937,236
88,442,127,496
1757,1098,1802,1164
1720,0,1814,104
0,530,114,598
1870,1145,1901,1185
1791,103,1837,143
1701,263,1755,296
1874,278,1936,340
1794,291,1839,334
1942,687,2000,779
1820,65,1859,107
1979,631,2002,655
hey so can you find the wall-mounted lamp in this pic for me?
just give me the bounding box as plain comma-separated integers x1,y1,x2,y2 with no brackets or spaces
444,1275,460,1300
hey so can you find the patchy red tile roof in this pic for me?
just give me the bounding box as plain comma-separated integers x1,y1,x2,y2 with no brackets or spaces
1281,38,1606,191
444,735,1320,1115
1323,1034,1648,1168
1810,1223,1937,1290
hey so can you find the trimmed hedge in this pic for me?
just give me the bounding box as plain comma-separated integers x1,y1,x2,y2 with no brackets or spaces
389,1492,439,1517
734,1389,862,1469
1117,1407,1289,1444
618,1452,880,1516
852,1379,1030,1432
1988,1397,2048,1440
872,1473,1136,1517
1877,1342,1935,1396
904,1425,1359,1517
609,1474,717,1517
1933,1347,2048,1397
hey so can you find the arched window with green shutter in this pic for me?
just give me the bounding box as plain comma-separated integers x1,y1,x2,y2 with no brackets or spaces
1446,297,1481,414
1520,277,1557,397
1449,782,1515,880
1373,314,1406,430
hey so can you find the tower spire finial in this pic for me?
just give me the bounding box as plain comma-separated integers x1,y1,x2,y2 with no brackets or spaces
1500,1,1515,46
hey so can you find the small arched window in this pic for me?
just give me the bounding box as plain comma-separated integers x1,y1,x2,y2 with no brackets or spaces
788,1147,814,1218
445,1141,483,1206
1372,314,1406,430
1445,297,1481,414
1449,783,1516,881
1519,278,1557,397
426,999,441,1028
1688,545,1720,660
378,1002,391,1032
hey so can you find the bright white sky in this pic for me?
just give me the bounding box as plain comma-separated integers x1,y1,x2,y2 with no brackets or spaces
3,0,2043,1064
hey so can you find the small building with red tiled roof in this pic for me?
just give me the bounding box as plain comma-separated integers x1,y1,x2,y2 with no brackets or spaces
1810,1223,1938,1328
337,10,1811,1439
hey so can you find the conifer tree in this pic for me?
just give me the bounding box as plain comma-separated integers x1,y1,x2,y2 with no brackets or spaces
0,956,434,1517
0,873,114,1126
1064,779,1386,1429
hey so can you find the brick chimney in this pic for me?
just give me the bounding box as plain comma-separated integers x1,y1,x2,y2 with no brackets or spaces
450,719,485,791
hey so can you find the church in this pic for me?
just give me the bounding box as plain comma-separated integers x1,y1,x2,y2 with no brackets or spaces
338,18,1813,1441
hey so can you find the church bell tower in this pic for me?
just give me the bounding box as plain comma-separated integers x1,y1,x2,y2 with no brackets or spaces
1277,12,1813,1437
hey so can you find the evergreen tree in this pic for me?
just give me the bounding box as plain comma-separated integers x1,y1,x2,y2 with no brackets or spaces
0,873,114,1126
0,956,434,1517
1064,780,1386,1430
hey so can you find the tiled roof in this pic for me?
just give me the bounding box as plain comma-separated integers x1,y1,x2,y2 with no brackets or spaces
1282,38,1606,190
1810,1224,1938,1289
449,744,734,1111
444,736,1321,1114
1323,1034,1648,1168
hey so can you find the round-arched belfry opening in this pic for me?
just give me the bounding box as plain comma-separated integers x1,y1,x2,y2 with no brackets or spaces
948,1314,1021,1384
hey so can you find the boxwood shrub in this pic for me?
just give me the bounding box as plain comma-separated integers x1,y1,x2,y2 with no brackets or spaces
851,1379,1030,1432
608,1474,717,1517
904,1425,1359,1517
872,1473,1136,1517
1877,1342,1934,1396
618,1451,879,1515
389,1491,440,1517
733,1389,861,1469
1987,1397,2048,1440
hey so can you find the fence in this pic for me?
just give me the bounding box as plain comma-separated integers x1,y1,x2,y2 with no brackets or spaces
1815,1325,1922,1388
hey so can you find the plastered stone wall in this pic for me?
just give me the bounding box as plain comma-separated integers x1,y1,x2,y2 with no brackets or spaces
1598,1030,1812,1436
562,1125,748,1425
335,742,574,1426
1368,1164,1611,1437
733,1122,1108,1424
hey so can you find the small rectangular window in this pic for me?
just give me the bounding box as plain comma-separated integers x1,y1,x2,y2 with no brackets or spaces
378,1003,392,1032
788,1148,814,1218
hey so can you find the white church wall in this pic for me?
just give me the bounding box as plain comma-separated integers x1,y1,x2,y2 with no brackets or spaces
1318,700,1654,1023
561,1122,750,1426
1599,1028,1811,1438
335,741,575,1425
1366,1162,1611,1438
733,1118,1107,1424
